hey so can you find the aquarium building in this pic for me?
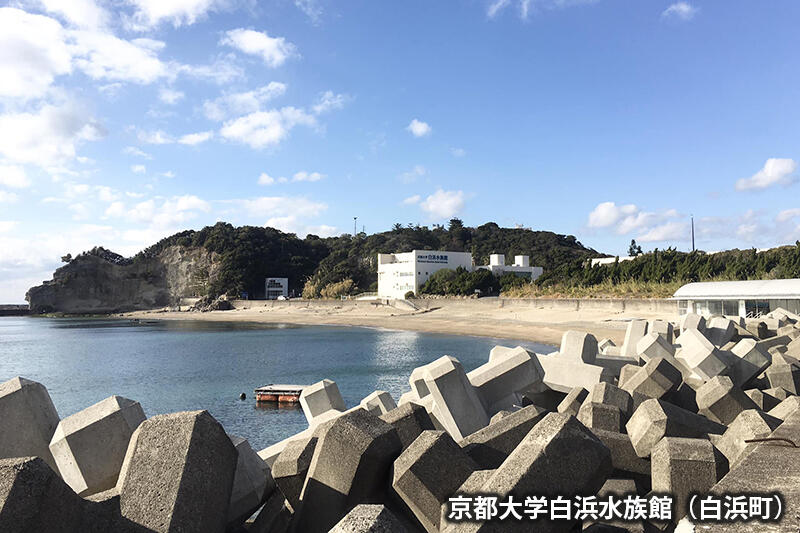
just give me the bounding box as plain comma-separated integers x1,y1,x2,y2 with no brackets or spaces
377,251,541,299
672,279,800,318
265,277,289,300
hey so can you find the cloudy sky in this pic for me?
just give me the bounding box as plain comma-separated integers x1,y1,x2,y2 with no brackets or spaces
1,1,799,302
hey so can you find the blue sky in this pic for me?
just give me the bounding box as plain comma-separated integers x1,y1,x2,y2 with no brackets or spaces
1,0,799,302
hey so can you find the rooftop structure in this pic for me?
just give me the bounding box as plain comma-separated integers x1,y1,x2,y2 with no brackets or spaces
672,279,800,317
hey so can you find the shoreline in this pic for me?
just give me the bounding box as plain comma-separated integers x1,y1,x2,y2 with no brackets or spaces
121,298,678,347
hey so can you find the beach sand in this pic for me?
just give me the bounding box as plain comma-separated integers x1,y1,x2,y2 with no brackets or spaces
124,298,676,347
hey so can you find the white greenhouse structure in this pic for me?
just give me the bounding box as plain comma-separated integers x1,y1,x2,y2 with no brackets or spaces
672,279,800,318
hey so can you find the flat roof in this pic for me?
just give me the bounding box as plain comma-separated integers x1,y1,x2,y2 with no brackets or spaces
673,279,800,300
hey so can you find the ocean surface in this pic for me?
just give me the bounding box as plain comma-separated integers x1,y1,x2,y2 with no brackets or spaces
0,317,555,450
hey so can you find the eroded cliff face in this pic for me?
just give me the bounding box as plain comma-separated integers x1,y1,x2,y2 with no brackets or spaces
26,246,220,314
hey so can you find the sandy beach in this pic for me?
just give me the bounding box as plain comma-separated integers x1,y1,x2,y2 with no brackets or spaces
124,298,677,347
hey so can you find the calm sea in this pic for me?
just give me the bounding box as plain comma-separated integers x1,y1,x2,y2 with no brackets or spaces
0,317,554,450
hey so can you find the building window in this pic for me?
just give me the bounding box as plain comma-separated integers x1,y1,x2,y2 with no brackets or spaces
722,300,738,316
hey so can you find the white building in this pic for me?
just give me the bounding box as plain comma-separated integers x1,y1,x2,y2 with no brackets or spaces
477,254,543,279
265,277,289,300
672,279,800,318
377,250,542,299
377,250,473,299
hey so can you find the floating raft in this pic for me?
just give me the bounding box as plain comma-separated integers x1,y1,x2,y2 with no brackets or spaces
254,384,307,403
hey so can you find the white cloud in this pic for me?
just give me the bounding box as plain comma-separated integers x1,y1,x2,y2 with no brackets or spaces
406,118,432,138
238,196,327,218
131,164,146,174
587,201,687,242
38,0,110,29
177,56,244,84
777,208,800,223
137,129,173,144
450,147,467,157
293,0,323,22
402,194,421,205
258,173,276,185
735,158,798,191
202,82,287,121
125,0,227,29
178,131,213,145
487,0,511,18
219,107,316,149
399,165,427,184
265,216,336,238
161,171,175,178
105,194,211,227
638,221,689,243
419,189,465,219
0,7,72,99
0,166,32,189
159,87,184,104
123,146,151,159
662,2,698,21
587,201,639,228
0,191,20,203
70,31,169,84
312,91,348,114
0,221,18,233
292,171,325,182
220,28,298,68
0,101,103,166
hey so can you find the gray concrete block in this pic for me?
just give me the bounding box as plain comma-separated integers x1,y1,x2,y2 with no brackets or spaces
560,330,599,363
0,377,60,471
651,437,719,519
557,386,589,416
584,478,644,533
409,366,431,399
767,395,800,420
271,435,316,512
297,409,402,533
679,313,706,333
706,317,736,347
49,395,145,497
392,430,477,532
360,391,397,416
489,410,512,423
249,490,293,533
625,399,727,458
117,410,237,533
586,382,633,417
228,435,272,527
635,332,675,363
621,356,681,400
674,329,728,380
696,376,759,425
617,364,640,390
591,429,650,477
300,379,346,424
766,351,800,395
728,338,770,387
330,504,409,533
459,405,548,469
649,319,674,344
380,402,436,450
467,346,545,414
540,351,614,394
743,388,780,411
622,320,648,359
420,356,489,440
578,401,623,432
763,386,791,401
452,413,612,532
715,410,782,467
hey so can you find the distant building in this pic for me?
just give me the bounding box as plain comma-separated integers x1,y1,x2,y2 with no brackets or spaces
589,256,637,267
377,250,542,299
672,279,800,318
476,254,543,280
265,278,289,300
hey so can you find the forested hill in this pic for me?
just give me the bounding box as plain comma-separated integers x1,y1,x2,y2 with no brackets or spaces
74,219,600,300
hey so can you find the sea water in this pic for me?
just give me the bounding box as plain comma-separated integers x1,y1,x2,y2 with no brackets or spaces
0,317,555,449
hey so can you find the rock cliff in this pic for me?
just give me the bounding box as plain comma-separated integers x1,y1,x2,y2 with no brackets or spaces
26,246,219,314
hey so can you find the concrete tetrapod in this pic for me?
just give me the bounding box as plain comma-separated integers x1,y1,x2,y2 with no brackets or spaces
651,437,720,520
0,377,60,471
116,410,238,533
458,405,548,469
271,435,317,512
420,356,489,440
299,379,346,424
714,409,782,467
329,504,410,533
296,409,403,533
379,402,436,450
228,435,272,528
625,399,727,458
392,430,478,533
695,376,759,426
49,395,145,497
467,346,545,415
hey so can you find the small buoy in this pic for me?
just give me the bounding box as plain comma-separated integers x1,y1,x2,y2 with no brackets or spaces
239,392,246,400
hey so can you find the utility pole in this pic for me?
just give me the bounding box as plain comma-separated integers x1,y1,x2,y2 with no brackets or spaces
691,215,695,252
353,217,358,236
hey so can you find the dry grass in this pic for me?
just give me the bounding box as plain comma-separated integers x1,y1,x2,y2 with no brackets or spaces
502,279,684,299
